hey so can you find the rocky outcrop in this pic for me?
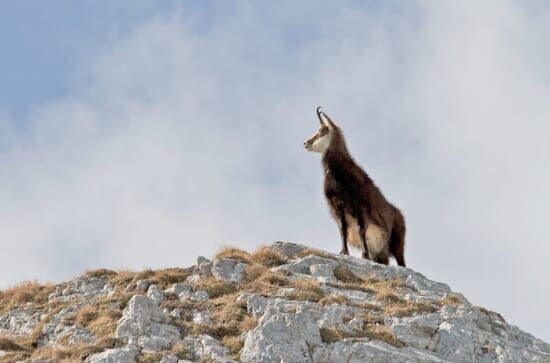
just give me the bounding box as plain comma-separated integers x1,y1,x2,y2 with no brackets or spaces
0,242,548,362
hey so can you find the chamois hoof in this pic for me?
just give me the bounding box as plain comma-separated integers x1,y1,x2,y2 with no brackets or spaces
339,249,349,256
362,251,370,260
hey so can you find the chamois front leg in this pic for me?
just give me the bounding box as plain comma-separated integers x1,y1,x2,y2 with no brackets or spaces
338,212,349,256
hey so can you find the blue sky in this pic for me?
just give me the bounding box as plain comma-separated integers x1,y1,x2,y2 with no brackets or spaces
1,1,549,341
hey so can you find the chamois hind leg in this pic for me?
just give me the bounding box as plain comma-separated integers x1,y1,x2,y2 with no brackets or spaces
373,252,390,265
336,208,349,256
357,214,370,260
389,211,406,267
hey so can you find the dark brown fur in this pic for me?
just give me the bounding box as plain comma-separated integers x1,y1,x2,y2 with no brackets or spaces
319,113,406,266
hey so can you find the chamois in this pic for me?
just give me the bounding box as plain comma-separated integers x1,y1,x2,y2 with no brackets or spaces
304,107,406,266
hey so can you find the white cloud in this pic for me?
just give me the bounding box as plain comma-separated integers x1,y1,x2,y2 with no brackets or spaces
0,1,548,340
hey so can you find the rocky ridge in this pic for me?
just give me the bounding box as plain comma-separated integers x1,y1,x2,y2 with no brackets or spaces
0,242,549,362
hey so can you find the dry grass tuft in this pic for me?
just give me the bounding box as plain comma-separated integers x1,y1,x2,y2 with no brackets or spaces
108,270,138,287
215,247,252,264
0,336,24,351
0,281,54,313
256,271,289,288
327,282,375,294
384,300,437,317
184,294,258,344
439,293,464,307
320,327,347,344
171,341,192,360
363,324,405,348
222,335,244,356
74,304,122,339
333,265,363,284
149,268,190,289
358,313,384,325
319,294,348,307
376,288,401,303
138,352,164,363
287,279,325,302
320,324,404,348
295,248,337,260
191,277,237,299
244,264,267,282
250,246,287,267
30,343,103,362
84,269,118,278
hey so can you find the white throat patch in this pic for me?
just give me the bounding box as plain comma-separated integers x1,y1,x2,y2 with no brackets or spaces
310,132,332,154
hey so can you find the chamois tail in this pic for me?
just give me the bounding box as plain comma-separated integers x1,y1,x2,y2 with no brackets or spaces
390,208,406,267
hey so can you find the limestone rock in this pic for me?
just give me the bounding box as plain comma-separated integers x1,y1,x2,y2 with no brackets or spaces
241,310,322,363
212,258,247,282
0,242,548,363
85,345,139,363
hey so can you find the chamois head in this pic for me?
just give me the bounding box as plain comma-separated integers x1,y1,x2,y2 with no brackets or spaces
304,107,338,154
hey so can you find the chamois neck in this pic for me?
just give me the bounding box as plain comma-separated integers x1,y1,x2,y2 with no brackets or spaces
322,135,353,174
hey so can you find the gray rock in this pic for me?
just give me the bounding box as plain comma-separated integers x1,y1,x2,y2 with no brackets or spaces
310,263,336,282
196,256,213,276
274,255,337,275
184,334,235,362
241,310,322,363
271,241,308,258
212,258,247,282
85,345,139,363
165,283,192,296
116,295,167,342
192,310,212,324
159,354,179,363
3,241,549,363
136,279,152,292
147,284,164,305
179,289,209,302
0,307,42,336
313,339,449,363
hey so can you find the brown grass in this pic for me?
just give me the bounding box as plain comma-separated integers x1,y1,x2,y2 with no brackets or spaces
244,264,267,282
30,343,103,362
439,293,464,307
171,341,192,360
222,335,244,355
250,246,287,267
149,268,190,289
287,279,325,302
327,282,375,294
191,277,237,299
256,270,289,288
215,247,252,264
319,324,404,348
333,265,363,284
0,336,24,351
358,313,385,325
138,352,164,363
384,300,437,318
84,268,118,278
75,303,122,339
363,324,405,348
375,288,401,304
0,281,54,313
319,294,348,307
320,327,350,344
295,248,337,260
107,270,139,287
182,294,258,343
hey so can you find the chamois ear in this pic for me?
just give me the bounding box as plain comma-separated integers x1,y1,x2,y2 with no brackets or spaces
316,106,336,130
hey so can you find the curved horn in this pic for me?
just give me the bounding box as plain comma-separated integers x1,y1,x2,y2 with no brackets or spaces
316,106,323,124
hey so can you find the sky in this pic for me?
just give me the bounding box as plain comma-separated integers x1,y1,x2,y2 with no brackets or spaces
1,1,549,341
